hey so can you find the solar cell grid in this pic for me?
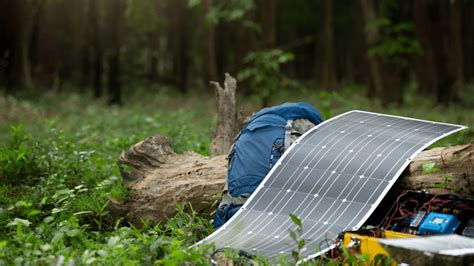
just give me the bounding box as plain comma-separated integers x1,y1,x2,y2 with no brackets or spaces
196,110,465,262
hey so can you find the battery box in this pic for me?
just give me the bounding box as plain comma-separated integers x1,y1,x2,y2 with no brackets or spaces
417,212,461,235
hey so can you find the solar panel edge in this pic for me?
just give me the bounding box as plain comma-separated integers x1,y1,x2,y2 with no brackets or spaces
353,110,468,130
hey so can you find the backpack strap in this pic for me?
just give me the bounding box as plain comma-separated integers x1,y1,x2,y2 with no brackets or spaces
218,183,250,208
284,119,293,151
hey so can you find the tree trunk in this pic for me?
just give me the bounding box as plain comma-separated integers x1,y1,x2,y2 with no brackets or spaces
106,0,124,105
413,0,437,97
147,0,160,82
111,135,473,226
360,0,384,100
5,0,33,91
414,0,456,104
169,0,188,92
148,34,159,82
449,0,464,97
236,9,257,73
200,0,217,84
463,0,474,82
91,0,103,98
360,0,402,105
80,0,92,88
28,0,45,76
321,0,337,91
260,0,276,49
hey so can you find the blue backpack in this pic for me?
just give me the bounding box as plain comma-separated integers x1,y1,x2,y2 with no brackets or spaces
214,102,323,229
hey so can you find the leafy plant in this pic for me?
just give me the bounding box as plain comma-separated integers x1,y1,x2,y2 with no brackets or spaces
238,49,295,107
366,18,422,67
422,161,440,174
288,213,306,262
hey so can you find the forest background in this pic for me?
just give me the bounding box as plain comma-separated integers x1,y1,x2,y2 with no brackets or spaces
0,0,473,264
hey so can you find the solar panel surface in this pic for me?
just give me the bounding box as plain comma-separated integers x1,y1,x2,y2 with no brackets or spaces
197,110,465,261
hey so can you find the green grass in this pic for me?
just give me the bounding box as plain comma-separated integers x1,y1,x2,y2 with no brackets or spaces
0,84,472,265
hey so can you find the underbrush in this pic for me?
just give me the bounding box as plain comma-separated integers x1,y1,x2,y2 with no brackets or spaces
0,85,472,264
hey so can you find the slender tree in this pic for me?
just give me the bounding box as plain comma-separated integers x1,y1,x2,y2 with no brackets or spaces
3,0,33,91
321,0,337,90
414,0,456,104
200,0,217,83
413,0,436,96
360,0,385,99
169,0,189,92
91,0,103,98
360,0,404,105
105,0,124,105
450,0,464,89
147,0,161,82
260,0,276,49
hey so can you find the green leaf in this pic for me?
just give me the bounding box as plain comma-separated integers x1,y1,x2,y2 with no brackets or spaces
52,208,63,214
288,230,297,242
66,229,81,237
44,216,54,223
27,210,42,217
359,252,370,262
422,161,440,174
73,211,93,216
0,240,8,250
433,183,447,188
7,218,31,227
15,201,32,208
107,236,120,246
52,232,64,243
289,213,302,227
298,239,306,249
40,244,52,252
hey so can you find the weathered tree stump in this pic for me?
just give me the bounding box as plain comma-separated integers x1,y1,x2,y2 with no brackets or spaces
209,73,242,156
110,134,473,226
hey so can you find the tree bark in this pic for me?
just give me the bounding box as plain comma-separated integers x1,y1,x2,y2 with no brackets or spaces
321,0,337,91
200,0,217,84
169,0,188,92
260,0,276,49
360,0,402,105
449,0,464,96
413,0,437,97
91,0,103,98
360,0,384,100
147,0,161,82
105,0,124,105
414,0,456,104
111,136,473,226
112,135,228,225
209,73,241,156
4,0,33,91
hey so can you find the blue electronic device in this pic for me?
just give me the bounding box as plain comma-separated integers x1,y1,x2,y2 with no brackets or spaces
417,212,460,235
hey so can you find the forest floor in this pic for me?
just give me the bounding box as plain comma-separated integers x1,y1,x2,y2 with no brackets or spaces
0,84,473,264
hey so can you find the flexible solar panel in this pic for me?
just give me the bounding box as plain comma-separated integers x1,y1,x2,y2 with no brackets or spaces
196,110,465,261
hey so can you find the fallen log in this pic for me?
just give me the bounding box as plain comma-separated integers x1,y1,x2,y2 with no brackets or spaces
110,135,473,226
